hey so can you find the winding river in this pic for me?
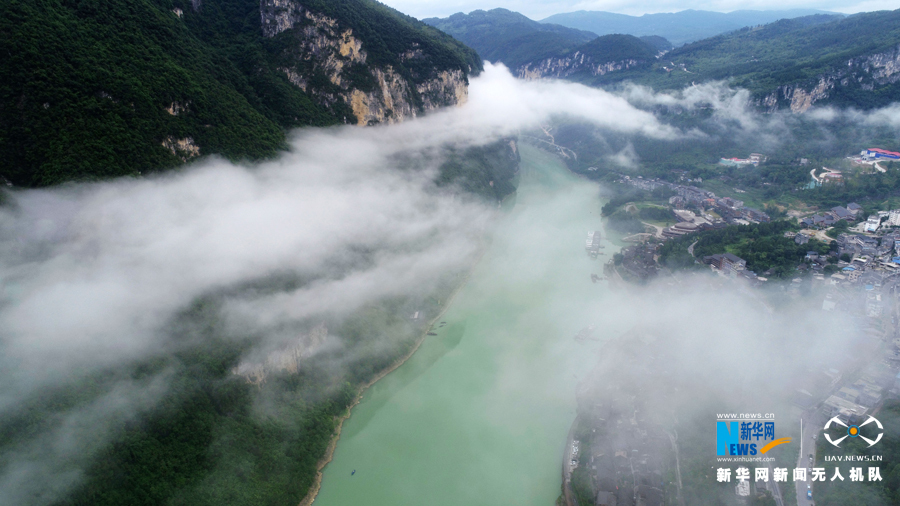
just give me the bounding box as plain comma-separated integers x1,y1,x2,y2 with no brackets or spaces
313,144,626,505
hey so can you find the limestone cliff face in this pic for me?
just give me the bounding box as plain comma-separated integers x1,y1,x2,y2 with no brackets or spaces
757,44,900,113
259,0,468,125
161,136,200,162
232,324,328,386
517,52,644,80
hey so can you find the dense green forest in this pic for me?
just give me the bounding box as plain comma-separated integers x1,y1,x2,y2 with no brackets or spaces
0,0,480,187
437,138,521,200
424,9,666,74
541,8,840,46
423,8,597,70
658,221,832,278
0,265,471,506
599,186,675,234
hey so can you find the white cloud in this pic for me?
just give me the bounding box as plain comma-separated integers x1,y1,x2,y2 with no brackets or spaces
0,64,680,503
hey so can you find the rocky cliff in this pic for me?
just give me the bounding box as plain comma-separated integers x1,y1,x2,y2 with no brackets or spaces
758,44,900,113
514,33,656,81
260,0,472,126
517,53,643,80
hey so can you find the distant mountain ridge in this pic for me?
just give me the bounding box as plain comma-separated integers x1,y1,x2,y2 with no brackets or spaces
541,9,841,46
578,11,900,112
517,34,659,81
423,9,598,70
424,9,667,80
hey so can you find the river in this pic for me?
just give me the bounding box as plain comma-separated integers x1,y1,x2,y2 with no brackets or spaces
313,143,626,506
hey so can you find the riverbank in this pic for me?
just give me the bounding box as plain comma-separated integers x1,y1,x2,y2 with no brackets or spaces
298,241,491,506
310,143,627,506
298,154,526,506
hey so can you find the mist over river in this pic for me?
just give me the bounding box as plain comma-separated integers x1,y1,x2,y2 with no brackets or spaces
313,144,629,505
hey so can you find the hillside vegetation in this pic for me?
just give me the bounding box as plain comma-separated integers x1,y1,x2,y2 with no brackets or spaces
0,0,480,187
541,8,841,46
585,10,900,110
423,8,597,69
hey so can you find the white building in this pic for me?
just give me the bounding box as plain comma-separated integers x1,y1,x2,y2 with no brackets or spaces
865,216,881,233
889,210,900,227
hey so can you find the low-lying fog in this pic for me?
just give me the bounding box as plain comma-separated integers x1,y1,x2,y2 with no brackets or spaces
1,63,897,504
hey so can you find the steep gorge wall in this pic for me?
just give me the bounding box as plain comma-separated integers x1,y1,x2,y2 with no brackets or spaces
757,44,900,113
260,0,468,125
517,52,644,80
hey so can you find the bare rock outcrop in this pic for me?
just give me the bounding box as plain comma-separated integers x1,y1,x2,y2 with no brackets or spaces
260,1,469,125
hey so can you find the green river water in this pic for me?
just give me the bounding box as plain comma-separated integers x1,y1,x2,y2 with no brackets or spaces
313,144,627,506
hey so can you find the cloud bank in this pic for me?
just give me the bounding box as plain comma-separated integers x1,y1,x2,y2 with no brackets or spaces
3,61,897,505
0,63,682,504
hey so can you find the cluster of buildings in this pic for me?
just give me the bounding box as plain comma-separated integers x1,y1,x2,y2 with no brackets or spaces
821,368,893,423
812,289,900,425
860,208,900,233
701,252,745,274
791,357,898,427
835,232,895,259
799,221,900,427
860,148,900,161
808,231,900,294
699,251,769,284
815,227,900,414
799,202,862,228
708,196,771,224
620,175,770,228
846,148,899,175
607,241,660,282
718,153,766,167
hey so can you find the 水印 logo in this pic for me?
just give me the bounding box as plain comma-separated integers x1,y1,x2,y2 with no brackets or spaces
824,415,882,448
716,413,791,456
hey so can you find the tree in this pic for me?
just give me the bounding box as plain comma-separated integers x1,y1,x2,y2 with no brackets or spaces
826,220,849,238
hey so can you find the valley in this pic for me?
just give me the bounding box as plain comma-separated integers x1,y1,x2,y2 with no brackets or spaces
2,2,900,506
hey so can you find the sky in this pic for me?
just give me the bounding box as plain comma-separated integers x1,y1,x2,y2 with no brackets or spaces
381,0,898,20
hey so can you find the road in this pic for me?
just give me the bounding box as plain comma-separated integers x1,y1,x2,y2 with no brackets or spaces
796,413,822,506
687,240,698,257
641,221,664,238
764,464,785,506
521,135,578,161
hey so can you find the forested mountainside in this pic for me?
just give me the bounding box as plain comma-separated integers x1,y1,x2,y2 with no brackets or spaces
583,10,900,112
2,137,519,506
423,9,665,81
516,34,659,80
0,0,480,187
423,9,598,70
541,8,841,46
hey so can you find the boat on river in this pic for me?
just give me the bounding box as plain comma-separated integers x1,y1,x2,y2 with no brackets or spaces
574,324,596,342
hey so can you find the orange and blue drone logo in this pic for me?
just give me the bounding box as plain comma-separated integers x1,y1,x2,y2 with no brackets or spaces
824,415,883,448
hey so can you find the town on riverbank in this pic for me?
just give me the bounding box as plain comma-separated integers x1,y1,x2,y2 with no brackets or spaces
563,149,900,506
